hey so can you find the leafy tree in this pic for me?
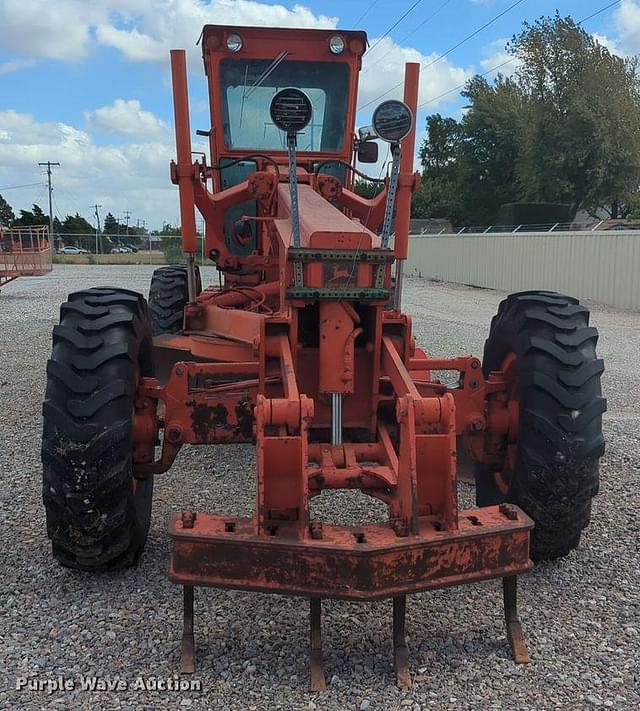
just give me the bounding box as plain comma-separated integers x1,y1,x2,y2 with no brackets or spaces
417,14,640,225
103,212,121,234
60,213,94,234
512,13,640,219
0,194,15,226
14,203,49,226
457,77,525,224
418,114,461,177
415,114,464,221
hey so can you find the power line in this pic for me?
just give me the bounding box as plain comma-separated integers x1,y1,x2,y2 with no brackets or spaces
0,182,45,191
364,0,455,73
418,58,514,108
577,0,622,25
352,0,382,27
417,0,623,109
360,0,527,110
51,192,65,221
367,0,427,55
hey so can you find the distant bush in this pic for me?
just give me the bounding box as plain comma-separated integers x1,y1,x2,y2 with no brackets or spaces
495,203,572,226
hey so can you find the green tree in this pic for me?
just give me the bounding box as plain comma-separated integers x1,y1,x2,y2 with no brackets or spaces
457,76,525,224
61,213,94,234
0,194,15,226
103,212,121,234
14,203,49,226
415,114,464,221
418,14,640,225
512,13,640,219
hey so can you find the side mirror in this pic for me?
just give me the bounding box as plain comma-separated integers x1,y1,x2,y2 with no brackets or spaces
357,141,379,164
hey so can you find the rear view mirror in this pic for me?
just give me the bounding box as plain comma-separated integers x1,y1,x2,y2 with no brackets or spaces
358,141,379,164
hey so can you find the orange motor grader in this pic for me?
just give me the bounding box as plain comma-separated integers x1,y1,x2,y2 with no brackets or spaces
42,25,606,689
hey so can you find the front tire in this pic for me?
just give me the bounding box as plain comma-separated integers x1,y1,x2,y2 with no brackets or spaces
42,287,154,571
149,265,201,336
476,291,606,561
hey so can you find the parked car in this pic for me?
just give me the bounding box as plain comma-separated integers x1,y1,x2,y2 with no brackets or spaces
58,246,89,255
110,247,129,254
124,244,139,252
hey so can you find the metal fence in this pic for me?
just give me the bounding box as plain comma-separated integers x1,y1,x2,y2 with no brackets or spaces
414,222,640,235
406,230,640,311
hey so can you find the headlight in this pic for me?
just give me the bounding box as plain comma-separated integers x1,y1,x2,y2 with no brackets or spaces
270,88,313,135
226,33,243,52
372,100,413,143
329,35,345,55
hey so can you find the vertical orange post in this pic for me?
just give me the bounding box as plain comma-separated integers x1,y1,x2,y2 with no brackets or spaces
393,62,420,262
170,49,198,254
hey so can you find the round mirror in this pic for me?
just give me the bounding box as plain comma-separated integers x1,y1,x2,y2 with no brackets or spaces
270,88,313,135
372,100,413,143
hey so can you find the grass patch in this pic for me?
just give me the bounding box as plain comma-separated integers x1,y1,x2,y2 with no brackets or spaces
53,251,166,266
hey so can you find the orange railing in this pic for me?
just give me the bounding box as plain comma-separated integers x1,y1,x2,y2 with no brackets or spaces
0,225,52,287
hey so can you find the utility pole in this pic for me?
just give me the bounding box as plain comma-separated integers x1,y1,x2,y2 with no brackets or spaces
123,210,131,236
92,204,102,255
38,161,60,238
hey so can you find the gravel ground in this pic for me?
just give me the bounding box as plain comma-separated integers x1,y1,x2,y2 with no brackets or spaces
1,265,638,710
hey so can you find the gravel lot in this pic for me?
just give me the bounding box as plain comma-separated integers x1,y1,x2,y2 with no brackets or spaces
1,265,638,710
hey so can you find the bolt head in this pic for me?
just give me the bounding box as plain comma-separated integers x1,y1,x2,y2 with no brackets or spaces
181,511,196,529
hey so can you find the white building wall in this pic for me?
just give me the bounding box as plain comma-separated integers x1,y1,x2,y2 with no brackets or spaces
406,231,640,311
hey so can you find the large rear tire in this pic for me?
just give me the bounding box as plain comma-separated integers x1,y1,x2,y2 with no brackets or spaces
149,265,201,336
42,287,154,571
476,291,606,561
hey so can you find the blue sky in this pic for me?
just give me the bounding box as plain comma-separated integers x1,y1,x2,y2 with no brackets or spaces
0,0,636,229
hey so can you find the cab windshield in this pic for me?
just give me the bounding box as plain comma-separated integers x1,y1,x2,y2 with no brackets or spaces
220,58,350,152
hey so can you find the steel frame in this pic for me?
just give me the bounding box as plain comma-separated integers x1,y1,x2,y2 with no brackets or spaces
132,25,533,687
0,225,52,288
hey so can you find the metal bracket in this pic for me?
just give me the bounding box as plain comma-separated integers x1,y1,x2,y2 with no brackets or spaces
393,596,411,688
309,598,326,691
381,145,402,249
503,576,530,664
288,248,395,264
287,135,302,248
287,287,389,301
180,585,195,674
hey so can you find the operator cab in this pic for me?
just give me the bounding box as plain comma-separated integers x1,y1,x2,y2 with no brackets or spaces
200,25,368,256
201,25,367,169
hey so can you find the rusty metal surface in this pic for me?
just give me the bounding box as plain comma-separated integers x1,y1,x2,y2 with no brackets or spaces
393,596,411,689
168,506,533,600
180,585,195,674
153,23,539,688
0,225,52,287
503,575,530,664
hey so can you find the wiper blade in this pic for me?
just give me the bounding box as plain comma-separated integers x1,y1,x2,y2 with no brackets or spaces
243,50,289,99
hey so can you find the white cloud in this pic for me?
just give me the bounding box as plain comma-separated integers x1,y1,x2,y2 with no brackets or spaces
359,37,473,114
0,0,337,64
0,0,105,60
592,32,623,55
0,109,181,228
479,38,519,77
615,0,640,54
85,99,170,140
0,58,37,75
96,1,337,63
